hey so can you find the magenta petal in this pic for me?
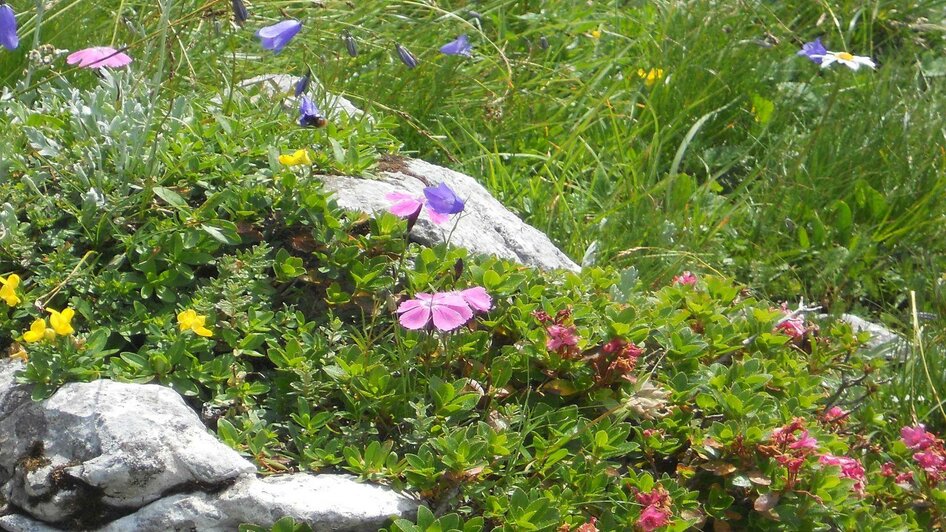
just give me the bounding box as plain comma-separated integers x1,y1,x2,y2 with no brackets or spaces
434,292,473,322
460,287,492,313
431,306,468,331
67,47,132,68
397,298,432,330
427,209,449,225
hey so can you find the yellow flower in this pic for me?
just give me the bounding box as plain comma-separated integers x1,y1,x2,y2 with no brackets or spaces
22,319,49,343
177,309,213,337
48,307,75,336
0,273,21,306
590,29,602,39
278,149,312,167
637,68,664,88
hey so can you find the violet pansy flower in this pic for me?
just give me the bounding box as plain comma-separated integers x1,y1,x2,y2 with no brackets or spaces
797,38,827,65
0,4,18,51
66,47,133,69
256,20,302,53
298,96,326,128
423,182,465,215
440,34,472,57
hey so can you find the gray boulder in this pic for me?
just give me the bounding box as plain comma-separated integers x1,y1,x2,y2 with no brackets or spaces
0,360,417,530
0,370,255,526
323,158,580,272
101,474,417,532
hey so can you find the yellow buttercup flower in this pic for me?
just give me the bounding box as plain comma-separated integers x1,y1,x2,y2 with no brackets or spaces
22,319,50,343
177,309,213,337
278,149,312,167
0,274,21,307
590,29,602,39
48,307,76,336
637,68,664,88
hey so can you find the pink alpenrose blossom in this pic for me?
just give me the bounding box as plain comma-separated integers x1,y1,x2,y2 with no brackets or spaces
819,453,866,494
788,430,818,451
901,424,936,451
546,324,579,352
66,46,132,68
636,505,671,531
672,271,697,286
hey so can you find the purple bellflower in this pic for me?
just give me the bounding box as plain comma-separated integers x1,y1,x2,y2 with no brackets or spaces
440,34,472,57
395,43,418,69
231,0,249,24
298,96,327,128
0,4,18,51
423,182,465,215
295,69,311,96
797,38,827,65
342,30,358,57
256,20,302,53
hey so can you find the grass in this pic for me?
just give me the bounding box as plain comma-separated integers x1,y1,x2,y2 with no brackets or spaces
4,0,946,528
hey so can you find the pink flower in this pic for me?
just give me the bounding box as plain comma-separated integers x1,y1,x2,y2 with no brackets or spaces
819,453,866,494
880,462,897,477
546,324,579,352
455,286,492,313
636,505,671,531
386,192,449,225
776,317,806,339
397,292,473,331
575,517,598,532
895,471,914,485
901,425,936,451
822,406,847,423
913,450,946,473
672,271,697,286
66,46,132,68
788,430,818,451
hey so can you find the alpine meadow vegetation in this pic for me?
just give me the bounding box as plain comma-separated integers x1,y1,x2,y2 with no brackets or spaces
2,0,946,530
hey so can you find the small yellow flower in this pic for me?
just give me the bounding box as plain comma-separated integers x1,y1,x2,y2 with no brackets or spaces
0,274,21,307
590,29,602,39
278,149,312,167
637,68,665,88
177,309,213,337
22,319,49,343
48,307,76,336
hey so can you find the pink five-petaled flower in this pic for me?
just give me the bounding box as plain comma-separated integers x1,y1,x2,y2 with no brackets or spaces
636,505,671,532
901,424,936,451
819,453,866,495
788,430,818,451
546,324,579,352
672,271,697,286
67,46,132,69
396,287,491,332
386,192,450,225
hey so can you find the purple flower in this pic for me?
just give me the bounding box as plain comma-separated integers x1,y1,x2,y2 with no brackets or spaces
0,4,19,51
342,30,358,57
797,38,827,65
231,0,249,24
423,182,465,215
256,20,302,53
440,34,472,57
395,43,418,69
295,69,311,96
298,96,326,128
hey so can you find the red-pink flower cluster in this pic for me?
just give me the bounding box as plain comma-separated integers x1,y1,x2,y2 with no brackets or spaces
595,338,644,383
880,461,914,485
901,424,946,483
821,406,848,425
762,418,819,489
819,453,866,495
534,308,580,358
634,486,672,531
672,271,697,286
